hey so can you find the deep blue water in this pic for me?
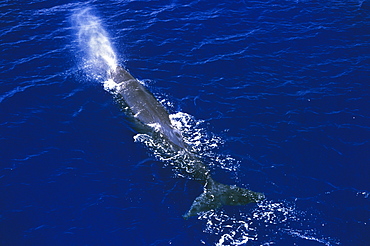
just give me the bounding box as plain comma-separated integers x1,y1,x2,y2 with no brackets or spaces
1,0,369,245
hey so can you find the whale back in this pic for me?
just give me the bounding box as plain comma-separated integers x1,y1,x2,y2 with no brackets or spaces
111,66,185,149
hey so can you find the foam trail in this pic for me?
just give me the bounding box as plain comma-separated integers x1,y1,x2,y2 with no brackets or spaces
72,8,118,81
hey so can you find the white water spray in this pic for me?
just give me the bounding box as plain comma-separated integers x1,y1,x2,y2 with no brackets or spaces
72,8,118,82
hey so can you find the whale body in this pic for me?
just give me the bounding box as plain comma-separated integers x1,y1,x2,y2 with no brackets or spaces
109,66,265,218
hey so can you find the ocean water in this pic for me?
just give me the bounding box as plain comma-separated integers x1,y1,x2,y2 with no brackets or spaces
1,0,369,245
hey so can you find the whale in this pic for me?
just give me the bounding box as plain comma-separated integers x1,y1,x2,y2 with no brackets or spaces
108,66,265,219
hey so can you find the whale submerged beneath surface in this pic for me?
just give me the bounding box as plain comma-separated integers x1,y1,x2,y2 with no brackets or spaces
107,66,265,219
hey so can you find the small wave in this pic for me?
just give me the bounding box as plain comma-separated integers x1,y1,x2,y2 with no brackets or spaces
200,210,258,246
36,2,82,16
0,85,33,103
169,112,224,151
170,112,242,173
198,199,340,245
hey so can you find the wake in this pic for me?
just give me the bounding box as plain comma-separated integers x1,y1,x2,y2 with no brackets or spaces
72,7,118,82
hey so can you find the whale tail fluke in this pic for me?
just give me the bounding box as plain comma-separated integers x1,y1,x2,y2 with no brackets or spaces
183,178,265,219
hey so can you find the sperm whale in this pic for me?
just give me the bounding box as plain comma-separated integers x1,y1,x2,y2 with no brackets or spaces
107,66,265,219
